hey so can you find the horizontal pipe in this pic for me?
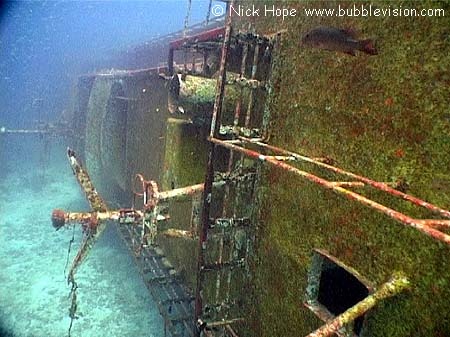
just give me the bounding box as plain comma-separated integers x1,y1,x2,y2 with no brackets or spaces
265,155,296,162
202,259,245,272
238,136,450,219
210,137,450,245
161,228,196,239
0,127,72,135
219,125,261,138
170,26,225,49
305,273,410,337
207,318,245,328
80,64,171,78
158,183,206,200
329,181,366,188
141,181,225,201
64,210,166,224
226,77,264,89
1,128,50,134
65,210,129,223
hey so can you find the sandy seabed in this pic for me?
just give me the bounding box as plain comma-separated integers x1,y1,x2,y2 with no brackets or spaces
0,137,164,337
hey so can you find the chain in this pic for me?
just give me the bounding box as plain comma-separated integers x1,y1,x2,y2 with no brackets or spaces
64,224,76,276
67,275,78,337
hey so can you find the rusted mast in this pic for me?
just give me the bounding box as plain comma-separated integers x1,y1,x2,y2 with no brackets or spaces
58,148,109,336
195,0,234,328
64,148,108,283
305,273,410,337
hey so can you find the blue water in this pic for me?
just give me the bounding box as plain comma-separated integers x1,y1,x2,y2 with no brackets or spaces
0,1,221,336
0,137,164,337
0,0,221,126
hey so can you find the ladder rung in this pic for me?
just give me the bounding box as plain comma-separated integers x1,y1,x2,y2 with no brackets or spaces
160,296,195,305
202,259,245,272
210,217,251,229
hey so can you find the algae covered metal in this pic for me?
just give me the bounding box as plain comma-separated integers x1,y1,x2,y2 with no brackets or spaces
46,1,450,337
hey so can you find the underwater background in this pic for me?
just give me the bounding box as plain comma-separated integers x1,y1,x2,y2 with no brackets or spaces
3,1,450,337
0,137,165,337
0,1,221,336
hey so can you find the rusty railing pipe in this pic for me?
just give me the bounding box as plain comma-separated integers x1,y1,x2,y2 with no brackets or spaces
210,137,450,245
239,137,450,219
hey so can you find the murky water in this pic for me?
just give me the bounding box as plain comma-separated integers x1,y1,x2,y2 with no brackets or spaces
0,137,164,337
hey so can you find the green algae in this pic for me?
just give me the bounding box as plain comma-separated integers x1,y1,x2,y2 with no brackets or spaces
158,117,208,288
233,1,450,336
161,118,208,191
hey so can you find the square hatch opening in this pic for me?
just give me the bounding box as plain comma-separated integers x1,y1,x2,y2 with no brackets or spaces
305,249,373,337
